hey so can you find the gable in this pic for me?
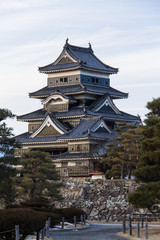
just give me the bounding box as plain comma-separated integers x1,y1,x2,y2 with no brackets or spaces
94,97,121,115
36,125,60,137
58,56,73,64
30,115,67,138
95,126,110,133
52,49,78,66
92,120,112,133
96,104,117,114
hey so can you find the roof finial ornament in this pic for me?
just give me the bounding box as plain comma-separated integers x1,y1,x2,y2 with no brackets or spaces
63,38,69,48
88,41,93,52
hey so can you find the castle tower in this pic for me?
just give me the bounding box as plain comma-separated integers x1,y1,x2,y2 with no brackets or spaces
16,40,140,177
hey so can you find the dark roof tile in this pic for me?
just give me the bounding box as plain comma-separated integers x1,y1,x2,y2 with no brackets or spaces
39,42,118,74
29,84,127,99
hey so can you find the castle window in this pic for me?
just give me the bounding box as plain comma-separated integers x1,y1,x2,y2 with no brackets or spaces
76,77,79,81
96,78,98,83
77,145,80,151
56,79,58,83
64,77,68,83
92,78,95,83
60,78,63,83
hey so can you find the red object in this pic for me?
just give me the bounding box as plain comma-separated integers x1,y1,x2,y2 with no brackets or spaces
88,170,102,175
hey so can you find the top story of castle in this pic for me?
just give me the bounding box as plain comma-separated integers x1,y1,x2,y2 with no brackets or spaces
15,40,141,177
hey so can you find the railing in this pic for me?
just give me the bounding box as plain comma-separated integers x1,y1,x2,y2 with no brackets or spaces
122,214,160,239
0,220,50,240
131,213,160,222
60,214,87,230
0,214,87,240
0,225,19,240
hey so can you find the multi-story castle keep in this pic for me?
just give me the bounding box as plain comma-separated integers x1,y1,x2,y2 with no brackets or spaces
16,40,140,177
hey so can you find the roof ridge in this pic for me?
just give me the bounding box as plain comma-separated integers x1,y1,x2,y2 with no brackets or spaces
67,43,93,53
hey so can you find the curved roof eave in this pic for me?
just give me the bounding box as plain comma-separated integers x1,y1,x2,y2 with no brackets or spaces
38,65,117,75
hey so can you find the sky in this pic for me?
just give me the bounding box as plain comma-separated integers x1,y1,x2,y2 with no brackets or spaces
0,0,160,135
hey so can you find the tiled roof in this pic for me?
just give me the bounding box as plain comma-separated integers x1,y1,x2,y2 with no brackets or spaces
39,62,80,71
58,118,113,140
15,132,57,143
15,112,140,144
17,105,140,123
17,109,46,121
86,109,140,122
15,117,113,144
29,84,84,98
29,84,128,99
39,42,118,74
17,107,85,121
84,84,128,98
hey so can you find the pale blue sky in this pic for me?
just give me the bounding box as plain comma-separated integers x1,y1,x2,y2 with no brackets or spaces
0,0,160,135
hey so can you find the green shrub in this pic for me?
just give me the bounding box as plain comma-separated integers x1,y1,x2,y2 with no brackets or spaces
20,197,49,208
32,207,86,225
0,208,46,240
32,208,62,227
59,208,85,222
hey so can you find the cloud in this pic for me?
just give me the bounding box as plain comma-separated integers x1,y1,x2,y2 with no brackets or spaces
116,82,160,89
0,0,52,10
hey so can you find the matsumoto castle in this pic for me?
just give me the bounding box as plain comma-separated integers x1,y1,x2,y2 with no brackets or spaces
16,40,140,177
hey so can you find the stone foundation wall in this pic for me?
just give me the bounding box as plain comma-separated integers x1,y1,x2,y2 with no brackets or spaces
55,178,139,222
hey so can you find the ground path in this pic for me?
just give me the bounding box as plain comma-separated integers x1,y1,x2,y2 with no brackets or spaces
49,224,130,240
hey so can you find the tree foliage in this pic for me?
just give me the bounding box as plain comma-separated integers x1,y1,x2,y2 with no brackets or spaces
129,97,160,212
104,123,142,179
16,150,62,202
0,108,18,205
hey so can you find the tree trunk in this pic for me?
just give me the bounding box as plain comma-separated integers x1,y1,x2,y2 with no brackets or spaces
121,161,125,179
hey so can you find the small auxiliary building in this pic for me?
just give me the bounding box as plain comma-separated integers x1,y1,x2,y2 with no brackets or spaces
16,40,140,177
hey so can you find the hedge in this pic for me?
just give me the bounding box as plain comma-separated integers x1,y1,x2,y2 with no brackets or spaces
58,208,85,222
33,207,85,223
0,208,46,240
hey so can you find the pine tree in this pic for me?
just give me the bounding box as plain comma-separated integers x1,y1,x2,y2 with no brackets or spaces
17,150,62,202
129,97,160,212
0,108,18,205
105,143,126,179
104,123,142,179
